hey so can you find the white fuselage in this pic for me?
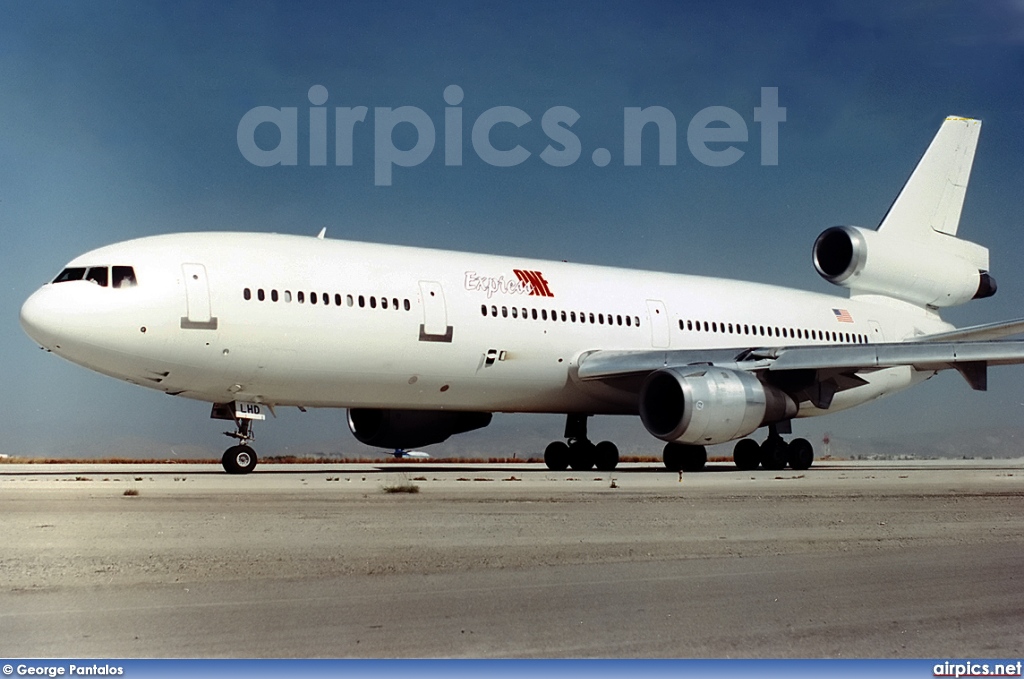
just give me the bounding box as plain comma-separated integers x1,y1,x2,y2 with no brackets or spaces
20,232,947,418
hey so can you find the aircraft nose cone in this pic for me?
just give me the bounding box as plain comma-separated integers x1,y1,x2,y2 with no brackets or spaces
20,287,63,349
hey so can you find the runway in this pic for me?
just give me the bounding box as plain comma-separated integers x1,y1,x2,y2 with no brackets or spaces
1,460,1022,657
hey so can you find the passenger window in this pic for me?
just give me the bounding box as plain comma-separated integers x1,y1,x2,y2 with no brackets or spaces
541,309,548,321
359,295,365,308
285,290,292,303
347,295,354,307
404,299,410,311
258,289,265,301
336,294,343,306
532,309,538,320
370,296,377,309
53,267,87,284
323,292,330,305
85,267,108,287
310,292,318,305
298,291,305,303
244,288,252,301
502,306,508,318
112,266,137,288
272,290,279,302
492,305,498,317
392,298,398,310
589,313,595,324
481,304,487,316
512,307,519,319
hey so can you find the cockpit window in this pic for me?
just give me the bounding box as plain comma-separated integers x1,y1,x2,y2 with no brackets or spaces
85,267,109,287
53,267,86,283
112,266,137,288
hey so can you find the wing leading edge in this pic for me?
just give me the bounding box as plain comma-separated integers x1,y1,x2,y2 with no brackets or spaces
575,338,1024,403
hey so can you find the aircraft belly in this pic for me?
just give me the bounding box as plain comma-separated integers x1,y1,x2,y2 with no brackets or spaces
796,366,930,417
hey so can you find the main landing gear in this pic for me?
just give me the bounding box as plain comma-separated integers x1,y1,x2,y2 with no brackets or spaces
732,424,814,471
544,414,619,472
662,443,708,472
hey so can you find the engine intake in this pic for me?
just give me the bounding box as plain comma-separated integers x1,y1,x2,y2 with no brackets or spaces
639,368,797,445
347,409,492,450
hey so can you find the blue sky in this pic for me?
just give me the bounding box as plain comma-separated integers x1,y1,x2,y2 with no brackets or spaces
3,1,1024,459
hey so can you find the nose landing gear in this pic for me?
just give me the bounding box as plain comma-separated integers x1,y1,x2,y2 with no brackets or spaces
212,402,265,474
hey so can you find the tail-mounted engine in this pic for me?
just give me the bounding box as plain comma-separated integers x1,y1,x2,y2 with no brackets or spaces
639,368,797,445
812,225,995,308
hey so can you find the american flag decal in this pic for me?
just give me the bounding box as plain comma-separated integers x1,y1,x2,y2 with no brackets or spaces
832,308,854,323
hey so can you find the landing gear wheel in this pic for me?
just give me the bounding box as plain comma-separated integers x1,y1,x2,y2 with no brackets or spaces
760,438,789,471
663,443,682,471
681,444,707,472
664,443,706,472
568,440,596,471
544,441,570,471
788,437,814,470
733,438,761,471
594,441,619,471
222,445,257,474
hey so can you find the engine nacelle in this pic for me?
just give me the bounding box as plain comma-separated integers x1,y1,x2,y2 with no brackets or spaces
639,368,797,445
347,409,492,450
812,225,995,308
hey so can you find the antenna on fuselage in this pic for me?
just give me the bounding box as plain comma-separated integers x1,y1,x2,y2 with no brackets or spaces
316,227,327,240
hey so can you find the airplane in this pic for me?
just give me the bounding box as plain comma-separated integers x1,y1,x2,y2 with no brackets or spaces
20,116,1024,475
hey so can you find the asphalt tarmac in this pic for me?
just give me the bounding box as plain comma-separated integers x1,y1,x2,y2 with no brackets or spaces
1,460,1022,657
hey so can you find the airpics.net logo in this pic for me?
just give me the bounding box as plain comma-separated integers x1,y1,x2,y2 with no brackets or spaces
236,85,786,186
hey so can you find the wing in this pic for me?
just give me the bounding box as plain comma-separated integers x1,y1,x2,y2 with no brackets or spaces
575,338,1024,409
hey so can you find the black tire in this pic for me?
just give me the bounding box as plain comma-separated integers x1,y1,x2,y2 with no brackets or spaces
663,443,683,471
760,438,789,471
789,437,814,470
594,441,619,471
544,441,570,471
568,440,596,471
733,438,760,470
681,444,707,472
222,445,257,474
664,443,706,472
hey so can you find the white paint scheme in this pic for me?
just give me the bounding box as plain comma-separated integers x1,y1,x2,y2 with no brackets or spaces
19,230,945,412
18,116,1024,465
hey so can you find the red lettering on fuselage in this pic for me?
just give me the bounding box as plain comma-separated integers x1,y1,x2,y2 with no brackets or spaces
513,269,554,298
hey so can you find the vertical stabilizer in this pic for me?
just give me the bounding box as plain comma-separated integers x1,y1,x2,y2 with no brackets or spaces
878,116,980,239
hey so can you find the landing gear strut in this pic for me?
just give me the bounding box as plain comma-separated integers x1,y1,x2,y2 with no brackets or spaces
212,402,261,474
544,414,619,472
732,423,814,471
